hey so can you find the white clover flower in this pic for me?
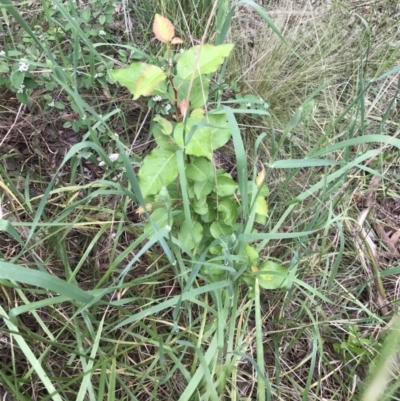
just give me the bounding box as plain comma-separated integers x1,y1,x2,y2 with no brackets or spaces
108,153,120,162
0,50,5,57
18,60,29,72
152,95,162,102
17,84,25,93
99,30,106,36
99,153,120,167
48,100,55,107
165,104,171,113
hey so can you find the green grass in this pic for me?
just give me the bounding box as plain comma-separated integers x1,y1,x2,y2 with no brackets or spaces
1,0,400,400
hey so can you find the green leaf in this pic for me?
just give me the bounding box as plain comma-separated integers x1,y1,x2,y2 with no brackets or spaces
11,70,24,89
174,118,212,159
187,182,195,198
215,175,238,196
138,148,178,197
247,181,269,197
193,195,207,208
257,261,289,290
81,9,91,22
54,101,65,110
173,76,210,109
153,123,179,151
177,44,234,80
144,207,171,237
245,245,259,266
255,213,267,225
186,157,214,181
178,220,203,250
0,261,93,303
194,180,214,199
110,63,167,100
201,205,216,223
217,198,238,226
99,14,106,25
16,92,29,104
135,64,167,99
23,77,38,89
208,112,232,150
210,220,232,238
193,202,208,215
154,115,173,135
0,61,9,74
255,196,268,216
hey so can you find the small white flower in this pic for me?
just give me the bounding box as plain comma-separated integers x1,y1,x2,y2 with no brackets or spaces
99,30,106,36
263,102,268,109
165,104,171,113
0,50,5,57
17,84,25,93
18,60,29,72
48,100,55,107
81,114,87,121
179,48,185,54
246,102,251,108
152,95,162,102
109,153,120,162
99,153,120,167
113,132,119,138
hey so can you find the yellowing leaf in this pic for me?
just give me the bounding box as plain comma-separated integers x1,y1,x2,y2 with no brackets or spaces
153,115,173,136
153,14,175,43
256,168,265,188
258,261,289,290
190,108,205,118
136,203,153,215
110,63,167,100
135,64,167,98
177,44,234,80
171,37,183,44
256,196,268,216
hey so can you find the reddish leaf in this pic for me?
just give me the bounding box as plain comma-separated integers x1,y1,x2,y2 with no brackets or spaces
171,37,184,44
179,98,189,117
